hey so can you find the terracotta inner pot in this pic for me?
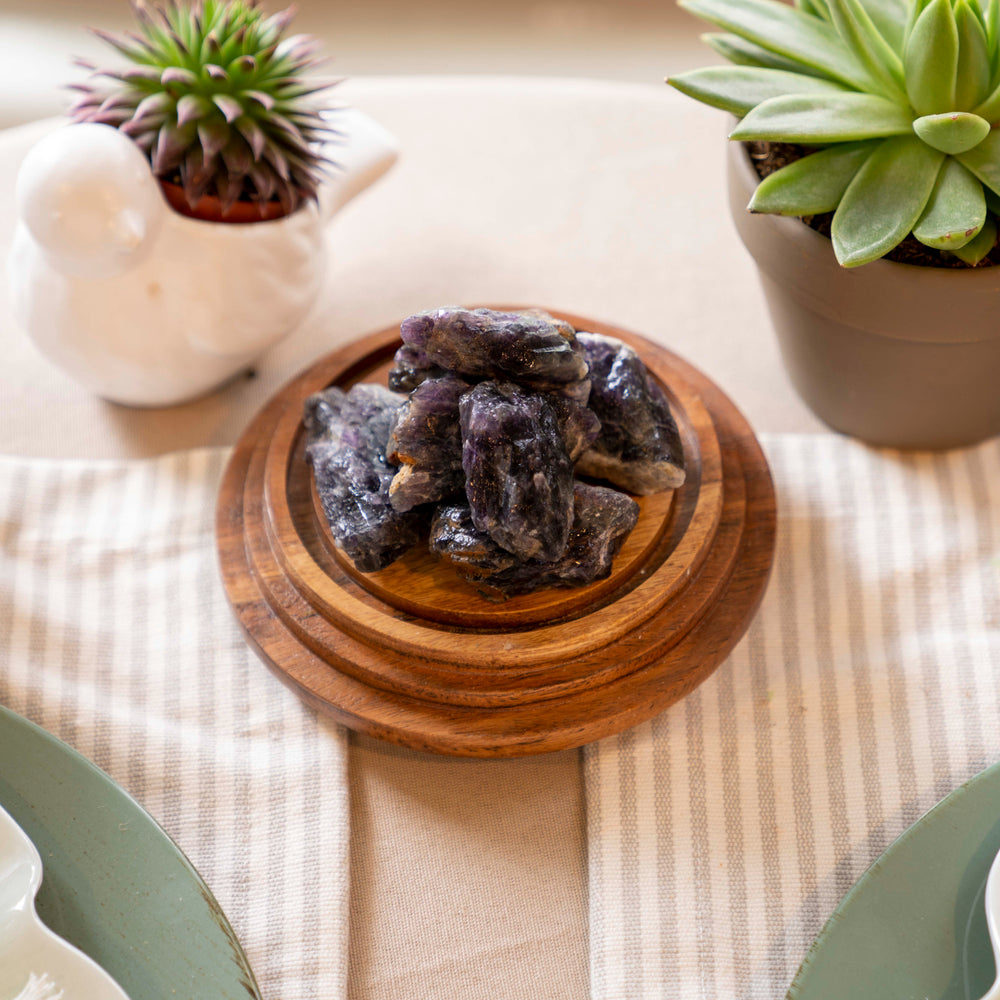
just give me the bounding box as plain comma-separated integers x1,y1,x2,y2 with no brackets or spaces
159,180,291,223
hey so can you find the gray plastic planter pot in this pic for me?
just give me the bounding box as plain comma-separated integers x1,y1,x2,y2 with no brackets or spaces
727,139,1000,450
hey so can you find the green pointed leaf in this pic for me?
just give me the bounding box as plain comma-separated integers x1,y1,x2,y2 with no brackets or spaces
956,129,1000,195
912,158,986,247
977,0,1000,52
951,213,997,262
954,0,992,108
972,83,1000,122
701,32,830,76
972,56,1000,125
984,185,1000,214
904,0,933,42
831,134,945,265
858,0,908,51
679,0,870,87
730,92,913,141
668,66,850,115
912,112,991,153
748,140,878,213
826,0,907,102
796,0,831,21
904,0,958,114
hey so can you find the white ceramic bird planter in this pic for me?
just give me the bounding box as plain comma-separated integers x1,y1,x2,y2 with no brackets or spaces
8,109,397,407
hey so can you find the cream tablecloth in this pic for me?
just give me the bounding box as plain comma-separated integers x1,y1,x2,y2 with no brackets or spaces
587,434,1000,998
0,75,903,1000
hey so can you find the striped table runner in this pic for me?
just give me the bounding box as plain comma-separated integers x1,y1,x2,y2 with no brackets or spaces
585,433,1000,999
0,450,349,1000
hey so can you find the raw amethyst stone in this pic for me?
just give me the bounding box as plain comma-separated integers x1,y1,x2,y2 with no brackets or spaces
387,342,444,393
575,333,686,495
551,395,601,462
400,307,588,386
387,373,471,512
304,383,426,572
459,381,575,562
430,482,640,600
428,504,521,579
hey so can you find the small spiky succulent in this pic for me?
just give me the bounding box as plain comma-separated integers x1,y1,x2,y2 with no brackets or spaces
69,0,333,218
669,0,1000,266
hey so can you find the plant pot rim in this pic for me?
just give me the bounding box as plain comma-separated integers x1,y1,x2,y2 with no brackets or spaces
727,139,1000,345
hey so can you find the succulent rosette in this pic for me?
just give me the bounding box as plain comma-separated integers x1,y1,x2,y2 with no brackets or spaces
69,0,333,216
669,0,1000,266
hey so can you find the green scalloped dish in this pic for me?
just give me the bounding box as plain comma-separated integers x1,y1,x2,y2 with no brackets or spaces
788,762,1000,1000
0,705,262,1000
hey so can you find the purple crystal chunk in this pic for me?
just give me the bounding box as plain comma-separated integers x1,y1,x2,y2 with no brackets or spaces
304,383,426,572
551,395,601,462
400,307,588,386
430,482,639,600
575,333,685,494
387,373,472,512
459,381,575,562
387,342,444,393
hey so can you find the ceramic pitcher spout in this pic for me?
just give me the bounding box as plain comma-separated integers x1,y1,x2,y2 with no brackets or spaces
318,108,400,222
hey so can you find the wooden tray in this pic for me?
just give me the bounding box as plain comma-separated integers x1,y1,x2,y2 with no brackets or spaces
216,310,776,756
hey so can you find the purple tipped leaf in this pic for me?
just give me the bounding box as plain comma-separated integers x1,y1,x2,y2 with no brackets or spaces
133,91,174,121
160,65,198,87
218,171,246,214
221,134,253,175
243,88,275,109
151,121,194,175
197,118,229,160
236,116,267,160
176,93,212,126
213,93,244,122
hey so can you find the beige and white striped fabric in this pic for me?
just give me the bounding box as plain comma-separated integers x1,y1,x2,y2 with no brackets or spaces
0,450,349,1000
585,433,1000,1000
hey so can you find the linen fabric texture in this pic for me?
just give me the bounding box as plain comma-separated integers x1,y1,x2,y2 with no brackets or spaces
0,449,349,1000
586,433,1000,999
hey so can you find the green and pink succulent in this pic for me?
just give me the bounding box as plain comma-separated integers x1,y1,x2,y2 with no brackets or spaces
69,0,333,216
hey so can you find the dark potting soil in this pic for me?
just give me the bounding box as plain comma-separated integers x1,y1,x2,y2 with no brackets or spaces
745,140,1000,269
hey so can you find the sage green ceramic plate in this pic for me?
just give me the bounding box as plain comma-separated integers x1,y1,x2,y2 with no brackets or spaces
0,705,262,1000
788,762,1000,1000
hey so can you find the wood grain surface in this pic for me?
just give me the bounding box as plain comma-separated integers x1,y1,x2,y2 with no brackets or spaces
215,309,777,756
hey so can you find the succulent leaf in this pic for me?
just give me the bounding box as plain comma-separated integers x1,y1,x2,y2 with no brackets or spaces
69,0,334,216
971,74,1000,121
678,0,871,87
674,0,1000,265
912,157,986,247
912,112,991,153
951,213,997,261
956,129,1000,195
954,0,991,108
748,140,877,213
826,0,907,101
796,0,832,21
729,92,913,141
980,0,1000,52
701,32,832,74
831,135,944,265
176,92,213,126
904,0,958,114
858,0,908,50
668,66,850,114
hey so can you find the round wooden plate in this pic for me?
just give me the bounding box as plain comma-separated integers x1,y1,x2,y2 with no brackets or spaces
216,309,776,757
